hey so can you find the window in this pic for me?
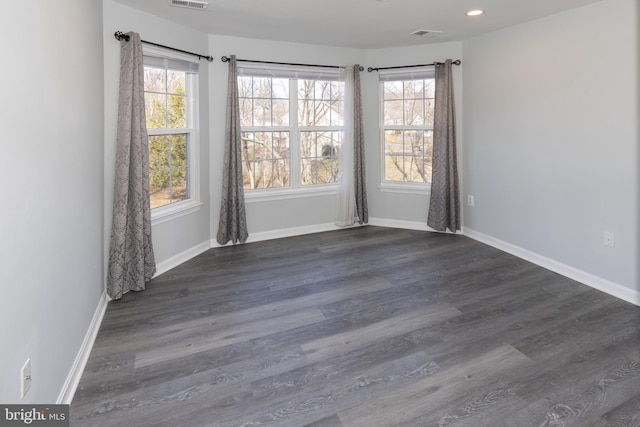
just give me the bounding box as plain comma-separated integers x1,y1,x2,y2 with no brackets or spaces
238,65,344,193
143,50,199,213
380,68,435,185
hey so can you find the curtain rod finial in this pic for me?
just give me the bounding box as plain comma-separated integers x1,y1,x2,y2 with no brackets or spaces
221,56,230,63
114,31,130,42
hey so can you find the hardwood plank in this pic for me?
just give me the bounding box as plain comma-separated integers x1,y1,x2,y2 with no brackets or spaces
337,345,535,426
302,304,459,362
223,351,440,426
600,394,640,427
134,307,326,368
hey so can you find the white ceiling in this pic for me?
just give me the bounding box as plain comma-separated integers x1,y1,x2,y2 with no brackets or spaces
114,0,603,49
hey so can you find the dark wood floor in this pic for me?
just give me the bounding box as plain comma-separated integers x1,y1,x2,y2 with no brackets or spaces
71,226,640,427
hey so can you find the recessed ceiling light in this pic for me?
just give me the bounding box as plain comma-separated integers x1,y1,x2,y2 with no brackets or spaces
466,9,484,16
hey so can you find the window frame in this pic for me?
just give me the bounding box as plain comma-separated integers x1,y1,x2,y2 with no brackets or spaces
378,67,435,194
238,64,344,201
143,46,202,224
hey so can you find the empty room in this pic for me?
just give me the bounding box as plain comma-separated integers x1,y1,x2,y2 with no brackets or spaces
1,0,638,426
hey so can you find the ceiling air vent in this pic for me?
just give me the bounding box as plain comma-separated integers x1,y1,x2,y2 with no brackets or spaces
410,29,443,38
171,0,208,10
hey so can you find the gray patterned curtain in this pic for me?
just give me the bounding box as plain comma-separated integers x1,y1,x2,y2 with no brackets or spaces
353,65,368,224
427,59,460,233
217,55,248,245
107,32,156,300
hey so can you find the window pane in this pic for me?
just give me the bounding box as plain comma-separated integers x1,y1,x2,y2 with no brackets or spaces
167,95,186,128
171,134,187,167
384,130,403,155
404,80,424,98
242,132,289,189
331,81,344,100
239,99,253,127
384,100,403,126
300,131,316,158
252,160,271,189
252,77,271,98
404,131,424,157
300,131,340,185
300,159,317,185
144,67,166,92
384,155,404,181
149,135,170,170
238,77,253,98
383,81,403,100
422,157,433,182
405,99,425,126
253,132,272,159
298,100,314,126
167,70,185,95
426,98,435,124
272,131,290,160
273,159,290,187
272,99,289,126
330,101,344,126
298,80,314,100
313,100,332,126
148,134,190,207
272,78,289,98
241,132,256,162
145,93,167,128
243,161,257,189
171,172,188,203
424,79,435,98
150,171,170,209
424,130,434,156
254,98,272,126
314,81,331,100
406,156,423,182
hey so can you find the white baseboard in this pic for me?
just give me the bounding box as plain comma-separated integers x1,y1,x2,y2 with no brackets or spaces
154,240,211,277
211,222,349,248
57,290,109,404
464,227,640,307
368,217,464,235
368,217,431,231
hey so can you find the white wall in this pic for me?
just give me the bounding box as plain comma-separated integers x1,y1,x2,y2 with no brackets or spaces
207,35,365,235
0,1,105,403
103,1,211,265
462,0,639,292
364,42,463,226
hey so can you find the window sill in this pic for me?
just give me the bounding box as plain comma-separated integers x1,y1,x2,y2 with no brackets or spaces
151,199,203,226
245,186,338,203
378,182,431,195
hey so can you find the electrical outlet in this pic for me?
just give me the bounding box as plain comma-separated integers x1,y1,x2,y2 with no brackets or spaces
467,195,475,207
20,359,31,399
603,232,615,248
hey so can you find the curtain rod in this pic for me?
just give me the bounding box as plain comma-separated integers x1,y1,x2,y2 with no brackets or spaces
367,59,461,72
114,31,214,62
221,56,364,72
